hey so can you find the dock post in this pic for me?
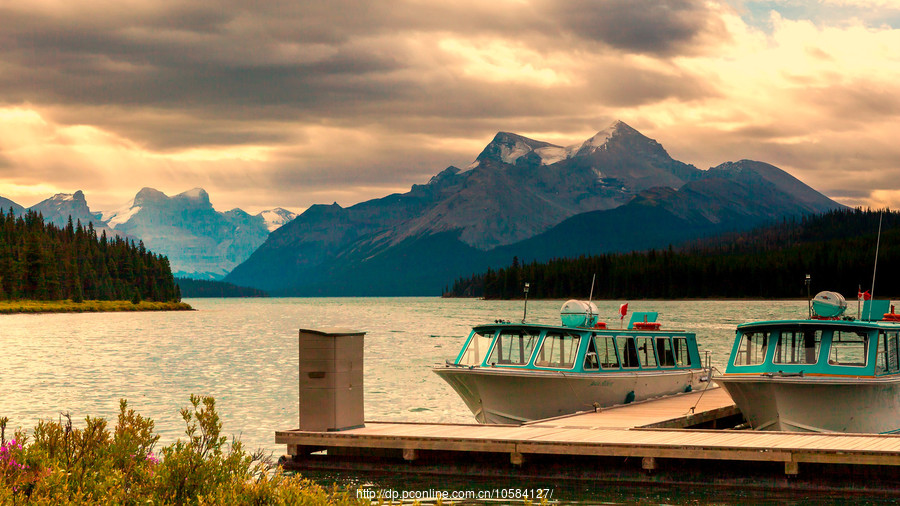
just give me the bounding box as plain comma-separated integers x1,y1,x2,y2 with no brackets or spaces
785,460,799,476
298,328,365,432
403,448,418,462
642,456,658,473
510,451,525,466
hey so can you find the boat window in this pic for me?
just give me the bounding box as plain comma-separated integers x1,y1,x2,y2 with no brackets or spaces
829,330,868,367
877,331,900,375
656,337,675,367
617,336,640,369
673,337,692,367
593,335,620,369
458,330,494,366
733,331,769,366
535,332,582,369
488,329,540,366
583,337,599,370
636,336,658,368
773,329,822,365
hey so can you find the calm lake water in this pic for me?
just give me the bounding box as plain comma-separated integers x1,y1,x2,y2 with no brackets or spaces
1,297,826,502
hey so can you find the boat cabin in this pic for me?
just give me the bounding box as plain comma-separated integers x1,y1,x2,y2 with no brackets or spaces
452,322,702,374
726,320,900,377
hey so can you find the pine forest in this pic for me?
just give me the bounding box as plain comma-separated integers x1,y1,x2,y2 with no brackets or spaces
0,209,181,302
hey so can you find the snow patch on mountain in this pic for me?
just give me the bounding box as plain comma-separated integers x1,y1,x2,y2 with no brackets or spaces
499,140,534,164
534,146,568,165
573,123,617,155
259,208,297,232
180,188,208,201
102,200,141,228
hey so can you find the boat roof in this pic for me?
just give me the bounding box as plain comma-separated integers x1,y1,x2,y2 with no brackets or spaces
737,319,900,331
472,322,691,334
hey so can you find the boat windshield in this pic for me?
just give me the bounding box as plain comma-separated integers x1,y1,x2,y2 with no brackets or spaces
773,329,822,365
488,329,540,366
459,330,494,366
734,330,770,366
534,332,581,369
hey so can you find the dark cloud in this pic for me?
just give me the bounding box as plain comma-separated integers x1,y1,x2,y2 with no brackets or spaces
0,0,723,145
799,83,900,127
542,0,730,55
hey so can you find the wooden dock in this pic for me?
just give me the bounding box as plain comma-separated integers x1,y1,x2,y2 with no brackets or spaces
276,387,900,492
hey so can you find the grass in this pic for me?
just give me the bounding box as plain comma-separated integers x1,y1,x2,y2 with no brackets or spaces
0,299,194,314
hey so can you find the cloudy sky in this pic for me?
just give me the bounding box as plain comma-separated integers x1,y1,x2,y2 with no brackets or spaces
1,0,899,214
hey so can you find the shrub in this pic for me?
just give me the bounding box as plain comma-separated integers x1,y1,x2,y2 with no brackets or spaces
0,397,365,505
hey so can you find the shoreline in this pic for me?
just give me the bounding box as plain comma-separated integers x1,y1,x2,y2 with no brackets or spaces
0,300,194,314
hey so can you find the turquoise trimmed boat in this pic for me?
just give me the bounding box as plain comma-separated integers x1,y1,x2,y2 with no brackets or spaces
718,297,900,433
433,301,711,424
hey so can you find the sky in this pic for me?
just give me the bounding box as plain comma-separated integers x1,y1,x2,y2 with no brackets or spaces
1,0,900,214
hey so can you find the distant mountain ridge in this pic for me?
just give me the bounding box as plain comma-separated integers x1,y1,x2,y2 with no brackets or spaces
226,121,842,295
0,188,297,279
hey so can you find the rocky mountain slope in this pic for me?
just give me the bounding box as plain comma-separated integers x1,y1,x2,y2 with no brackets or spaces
0,196,25,215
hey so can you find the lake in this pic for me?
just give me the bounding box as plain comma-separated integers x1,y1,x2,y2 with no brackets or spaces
1,297,816,501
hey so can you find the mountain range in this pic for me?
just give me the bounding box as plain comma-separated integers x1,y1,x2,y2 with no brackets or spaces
225,121,842,295
2,120,843,295
0,188,296,279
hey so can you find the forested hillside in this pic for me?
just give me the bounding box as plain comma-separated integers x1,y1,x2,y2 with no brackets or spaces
175,278,267,297
446,208,900,300
0,209,180,302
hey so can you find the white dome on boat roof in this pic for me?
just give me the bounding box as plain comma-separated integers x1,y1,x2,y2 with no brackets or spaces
812,291,847,318
561,300,599,328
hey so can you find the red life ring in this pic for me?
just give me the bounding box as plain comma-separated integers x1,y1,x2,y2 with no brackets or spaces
883,313,900,322
633,322,661,331
593,322,607,329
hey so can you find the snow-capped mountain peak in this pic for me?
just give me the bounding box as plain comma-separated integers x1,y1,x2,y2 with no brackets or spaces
468,120,635,168
46,190,85,204
258,208,297,232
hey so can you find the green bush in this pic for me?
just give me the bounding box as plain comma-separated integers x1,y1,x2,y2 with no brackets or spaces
0,397,366,505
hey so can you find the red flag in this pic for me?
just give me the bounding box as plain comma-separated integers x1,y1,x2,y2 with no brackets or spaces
863,290,872,301
619,303,628,319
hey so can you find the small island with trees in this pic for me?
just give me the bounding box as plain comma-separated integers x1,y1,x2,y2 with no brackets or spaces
0,209,191,313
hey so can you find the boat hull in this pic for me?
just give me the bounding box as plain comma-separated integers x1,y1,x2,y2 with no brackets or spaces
433,367,708,424
719,376,900,433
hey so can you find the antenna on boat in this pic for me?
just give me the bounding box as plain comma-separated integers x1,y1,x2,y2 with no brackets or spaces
805,274,811,319
858,284,862,320
588,273,596,323
522,282,530,323
867,211,884,321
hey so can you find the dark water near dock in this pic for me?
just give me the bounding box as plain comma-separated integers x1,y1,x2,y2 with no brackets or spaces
4,297,886,504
